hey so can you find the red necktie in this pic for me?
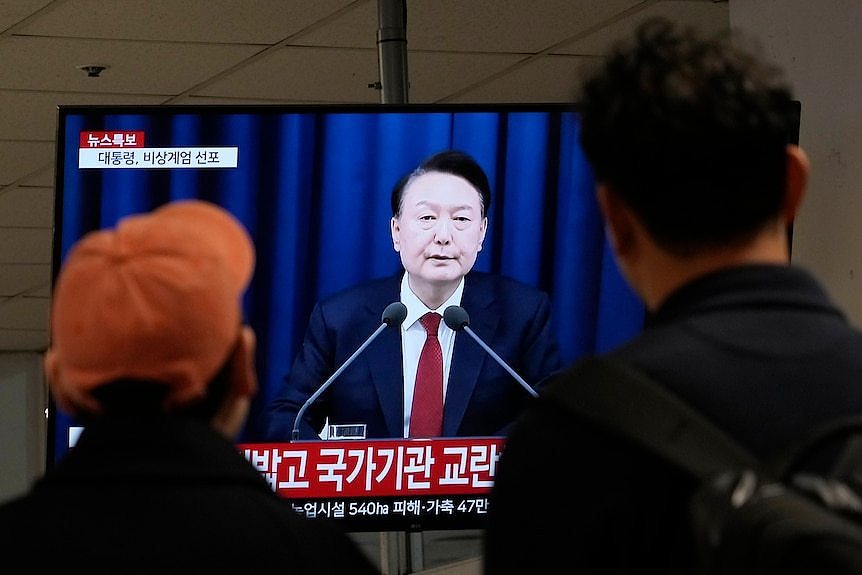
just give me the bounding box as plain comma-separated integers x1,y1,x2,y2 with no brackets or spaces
409,312,443,437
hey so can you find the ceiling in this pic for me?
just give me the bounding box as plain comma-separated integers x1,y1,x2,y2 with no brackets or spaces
0,0,729,352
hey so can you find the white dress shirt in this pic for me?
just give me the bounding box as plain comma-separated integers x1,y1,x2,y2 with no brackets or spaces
399,273,463,437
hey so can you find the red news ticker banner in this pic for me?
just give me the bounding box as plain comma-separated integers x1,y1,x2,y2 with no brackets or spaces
80,130,145,148
238,437,504,499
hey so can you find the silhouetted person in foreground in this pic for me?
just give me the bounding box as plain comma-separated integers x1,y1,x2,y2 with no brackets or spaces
484,17,862,574
0,200,379,574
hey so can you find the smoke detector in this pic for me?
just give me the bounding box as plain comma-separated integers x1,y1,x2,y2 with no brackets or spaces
78,65,108,78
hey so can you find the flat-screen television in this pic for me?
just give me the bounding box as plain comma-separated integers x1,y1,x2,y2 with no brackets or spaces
51,103,645,531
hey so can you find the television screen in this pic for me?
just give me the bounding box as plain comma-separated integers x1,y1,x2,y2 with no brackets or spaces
51,103,645,531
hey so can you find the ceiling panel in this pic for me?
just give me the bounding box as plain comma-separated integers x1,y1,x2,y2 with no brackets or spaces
289,1,378,48
0,1,53,28
405,0,646,53
0,37,265,95
0,328,49,351
0,187,53,227
0,297,48,330
557,1,730,55
0,228,53,265
396,51,528,103
0,91,163,141
11,0,362,44
15,167,55,188
0,141,54,186
0,264,51,298
445,54,597,104
197,46,382,103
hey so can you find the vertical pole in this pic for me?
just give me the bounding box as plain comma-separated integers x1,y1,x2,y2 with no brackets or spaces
377,0,414,573
377,0,409,104
379,531,407,574
378,3,410,570
407,530,424,573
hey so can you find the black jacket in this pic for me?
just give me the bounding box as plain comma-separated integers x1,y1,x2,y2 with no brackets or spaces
0,413,379,574
484,264,862,574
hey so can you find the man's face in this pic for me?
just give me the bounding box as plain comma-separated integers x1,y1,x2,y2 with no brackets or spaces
391,171,487,290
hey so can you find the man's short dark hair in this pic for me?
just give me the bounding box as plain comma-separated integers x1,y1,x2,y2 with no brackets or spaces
390,150,492,218
578,18,797,255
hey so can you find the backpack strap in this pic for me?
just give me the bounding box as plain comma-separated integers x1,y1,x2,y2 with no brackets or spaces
542,356,759,480
830,434,862,490
770,416,862,482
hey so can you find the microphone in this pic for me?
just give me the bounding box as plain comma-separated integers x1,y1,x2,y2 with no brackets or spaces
443,305,539,398
291,301,408,441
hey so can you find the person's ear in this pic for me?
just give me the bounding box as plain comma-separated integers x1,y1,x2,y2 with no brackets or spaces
42,350,70,414
596,184,635,257
231,326,257,398
210,326,257,438
390,216,401,252
44,349,58,389
783,145,810,224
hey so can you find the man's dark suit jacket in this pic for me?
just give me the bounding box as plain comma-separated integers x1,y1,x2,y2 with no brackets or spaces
266,272,561,440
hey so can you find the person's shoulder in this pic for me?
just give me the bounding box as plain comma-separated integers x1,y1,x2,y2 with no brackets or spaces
320,275,400,306
312,275,401,328
466,271,550,302
0,492,30,522
467,271,542,291
0,487,56,547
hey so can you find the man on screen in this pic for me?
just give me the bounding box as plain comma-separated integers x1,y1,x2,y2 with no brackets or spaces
0,200,378,573
266,150,561,440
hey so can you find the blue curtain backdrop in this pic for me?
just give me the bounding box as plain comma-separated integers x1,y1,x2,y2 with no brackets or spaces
53,105,644,455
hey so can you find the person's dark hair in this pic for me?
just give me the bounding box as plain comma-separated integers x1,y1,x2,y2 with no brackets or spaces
578,18,796,255
390,150,492,218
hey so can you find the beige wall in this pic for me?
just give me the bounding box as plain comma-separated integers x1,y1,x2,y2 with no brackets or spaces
0,352,45,502
732,0,862,325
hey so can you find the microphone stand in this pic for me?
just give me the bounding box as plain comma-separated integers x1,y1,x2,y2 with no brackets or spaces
290,301,407,441
460,326,539,399
291,323,389,441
